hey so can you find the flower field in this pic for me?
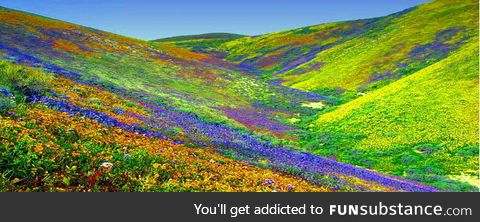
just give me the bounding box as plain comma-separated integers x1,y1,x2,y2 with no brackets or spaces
0,61,416,192
0,0,478,192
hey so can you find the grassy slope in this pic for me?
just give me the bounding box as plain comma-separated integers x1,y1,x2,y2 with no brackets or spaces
195,0,479,191
1,6,427,192
220,19,375,77
154,33,247,58
154,33,246,42
0,61,328,192
285,0,478,93
217,0,478,94
309,36,479,191
0,6,321,140
0,0,477,192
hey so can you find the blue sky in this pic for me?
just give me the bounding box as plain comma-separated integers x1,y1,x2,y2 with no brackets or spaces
0,0,430,40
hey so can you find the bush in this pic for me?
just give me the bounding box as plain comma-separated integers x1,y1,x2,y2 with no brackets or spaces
456,145,479,157
0,96,15,114
0,61,53,98
414,143,441,155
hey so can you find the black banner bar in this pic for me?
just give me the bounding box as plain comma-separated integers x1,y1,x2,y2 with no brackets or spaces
0,192,478,222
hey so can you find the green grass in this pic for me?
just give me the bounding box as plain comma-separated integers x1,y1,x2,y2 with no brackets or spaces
303,37,479,191
285,0,478,92
217,0,478,96
0,60,53,97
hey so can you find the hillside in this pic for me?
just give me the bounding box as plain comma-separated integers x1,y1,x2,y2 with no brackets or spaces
212,0,477,96
309,37,479,191
0,0,478,192
154,33,246,42
154,33,247,58
0,6,441,192
0,6,313,140
304,0,478,191
0,60,329,192
170,0,479,191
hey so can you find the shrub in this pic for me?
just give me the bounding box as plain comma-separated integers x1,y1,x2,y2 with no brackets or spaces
414,143,441,155
456,145,479,157
0,96,15,114
0,139,40,179
0,172,14,192
399,153,420,165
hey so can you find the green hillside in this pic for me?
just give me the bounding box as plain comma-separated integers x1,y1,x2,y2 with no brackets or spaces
3,4,432,192
0,0,477,192
0,6,318,140
154,33,246,42
307,37,479,191
216,0,478,97
177,0,479,191
153,33,246,58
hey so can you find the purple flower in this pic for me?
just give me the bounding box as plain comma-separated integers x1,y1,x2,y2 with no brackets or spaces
0,89,11,96
287,184,295,191
262,179,275,186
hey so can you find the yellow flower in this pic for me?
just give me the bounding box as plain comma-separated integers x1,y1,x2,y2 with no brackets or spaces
33,144,43,154
12,178,21,184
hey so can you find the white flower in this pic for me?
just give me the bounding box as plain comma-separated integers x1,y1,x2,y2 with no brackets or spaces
100,162,114,169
